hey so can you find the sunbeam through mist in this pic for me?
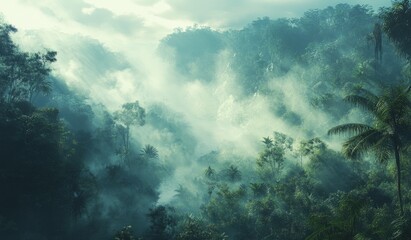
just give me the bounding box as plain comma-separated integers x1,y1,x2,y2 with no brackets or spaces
3,1,411,240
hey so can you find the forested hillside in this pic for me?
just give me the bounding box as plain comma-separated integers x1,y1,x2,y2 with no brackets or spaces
1,1,411,240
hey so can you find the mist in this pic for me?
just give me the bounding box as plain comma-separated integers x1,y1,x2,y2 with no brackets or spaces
2,0,411,240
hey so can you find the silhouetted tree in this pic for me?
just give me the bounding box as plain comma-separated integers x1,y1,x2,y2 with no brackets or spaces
257,136,286,180
146,206,177,240
114,226,136,240
140,144,159,159
0,23,56,103
328,86,411,215
381,0,411,60
114,101,145,162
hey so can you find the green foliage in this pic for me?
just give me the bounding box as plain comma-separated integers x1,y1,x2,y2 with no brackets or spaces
204,166,216,179
114,226,136,240
114,101,146,128
249,182,267,197
0,103,94,238
3,2,411,240
381,0,411,60
221,165,242,182
296,138,326,165
257,133,292,180
391,213,411,239
328,86,411,214
203,183,254,239
0,23,56,103
114,101,146,161
159,26,224,82
140,144,159,159
307,191,369,240
146,206,177,240
176,216,228,240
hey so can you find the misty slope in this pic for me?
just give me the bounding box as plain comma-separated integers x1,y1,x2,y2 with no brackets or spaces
2,2,411,240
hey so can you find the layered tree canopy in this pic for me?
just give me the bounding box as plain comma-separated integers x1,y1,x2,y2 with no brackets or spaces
2,1,411,240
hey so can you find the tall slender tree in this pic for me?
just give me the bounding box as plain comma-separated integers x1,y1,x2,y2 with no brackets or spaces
113,101,145,162
328,86,411,215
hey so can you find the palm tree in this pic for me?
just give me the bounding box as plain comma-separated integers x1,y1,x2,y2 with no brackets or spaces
224,165,242,182
258,137,285,179
204,166,216,179
328,86,411,215
140,144,159,159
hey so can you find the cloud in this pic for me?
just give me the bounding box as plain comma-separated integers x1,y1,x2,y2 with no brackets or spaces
77,8,144,35
12,0,144,36
0,0,391,49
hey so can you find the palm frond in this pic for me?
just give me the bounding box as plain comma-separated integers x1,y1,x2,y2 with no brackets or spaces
344,95,376,113
351,87,379,103
376,87,411,122
342,129,383,159
375,96,392,122
374,145,391,164
140,144,159,159
371,134,392,163
328,123,372,136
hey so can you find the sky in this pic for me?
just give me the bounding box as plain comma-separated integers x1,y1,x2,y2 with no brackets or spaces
0,0,391,47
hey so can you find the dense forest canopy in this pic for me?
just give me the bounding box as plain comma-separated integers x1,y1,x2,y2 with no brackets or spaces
2,1,411,240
